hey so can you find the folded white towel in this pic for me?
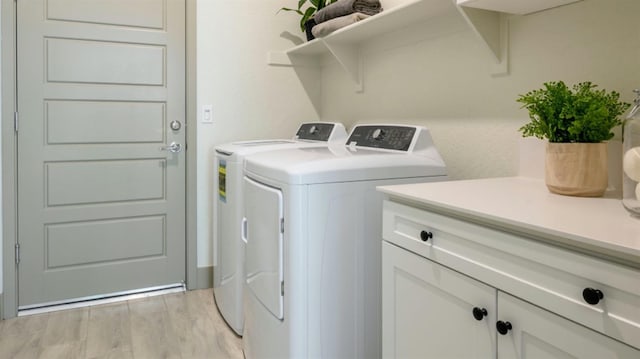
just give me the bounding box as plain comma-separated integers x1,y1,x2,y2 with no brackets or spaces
314,0,382,24
311,12,370,38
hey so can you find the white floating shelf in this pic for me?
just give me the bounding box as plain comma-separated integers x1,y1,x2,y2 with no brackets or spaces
457,0,582,15
271,0,460,92
289,0,453,54
269,0,583,94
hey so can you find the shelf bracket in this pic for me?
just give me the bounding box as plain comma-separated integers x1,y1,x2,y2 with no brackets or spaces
323,41,364,93
456,5,509,76
267,51,293,66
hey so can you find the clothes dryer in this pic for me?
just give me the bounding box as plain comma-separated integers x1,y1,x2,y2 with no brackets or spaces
241,124,447,358
213,122,347,335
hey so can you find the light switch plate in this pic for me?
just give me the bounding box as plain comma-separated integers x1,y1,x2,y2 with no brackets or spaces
202,105,213,124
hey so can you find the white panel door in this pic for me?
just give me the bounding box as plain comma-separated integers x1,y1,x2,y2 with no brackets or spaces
497,292,639,358
382,242,496,359
243,176,284,320
17,0,186,307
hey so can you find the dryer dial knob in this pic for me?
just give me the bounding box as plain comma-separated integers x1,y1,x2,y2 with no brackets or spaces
372,128,385,140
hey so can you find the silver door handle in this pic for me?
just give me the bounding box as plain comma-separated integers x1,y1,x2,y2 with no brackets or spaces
161,142,182,153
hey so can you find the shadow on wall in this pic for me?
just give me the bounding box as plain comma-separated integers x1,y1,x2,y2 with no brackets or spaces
280,31,304,46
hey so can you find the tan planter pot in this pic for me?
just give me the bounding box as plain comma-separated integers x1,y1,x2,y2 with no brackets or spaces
545,142,608,197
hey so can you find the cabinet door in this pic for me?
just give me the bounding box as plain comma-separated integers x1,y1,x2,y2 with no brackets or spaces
382,242,496,359
497,292,639,358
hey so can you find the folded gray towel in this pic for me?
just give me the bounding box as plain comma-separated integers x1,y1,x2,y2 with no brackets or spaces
311,12,370,38
314,0,382,24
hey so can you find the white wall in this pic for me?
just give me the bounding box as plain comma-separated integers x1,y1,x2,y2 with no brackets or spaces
321,0,640,180
196,0,320,267
0,3,3,293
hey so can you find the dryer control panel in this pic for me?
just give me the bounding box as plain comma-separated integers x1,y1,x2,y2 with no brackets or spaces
296,123,337,141
346,125,416,151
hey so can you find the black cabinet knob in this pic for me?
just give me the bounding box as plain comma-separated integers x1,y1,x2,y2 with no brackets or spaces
420,230,433,242
472,307,487,321
582,287,604,305
496,320,512,335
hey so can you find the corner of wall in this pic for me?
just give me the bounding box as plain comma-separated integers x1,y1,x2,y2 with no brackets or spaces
195,266,213,290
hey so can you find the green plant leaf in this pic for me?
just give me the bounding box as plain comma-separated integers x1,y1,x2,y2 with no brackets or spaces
278,7,304,15
300,7,317,32
517,81,629,143
279,0,341,33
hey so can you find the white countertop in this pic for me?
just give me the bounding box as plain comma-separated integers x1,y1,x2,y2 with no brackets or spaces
378,177,640,266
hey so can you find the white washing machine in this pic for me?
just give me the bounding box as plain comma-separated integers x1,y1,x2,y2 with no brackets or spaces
213,122,347,336
241,124,448,358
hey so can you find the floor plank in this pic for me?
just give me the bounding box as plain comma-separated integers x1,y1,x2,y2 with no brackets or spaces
42,307,89,347
85,303,132,358
128,296,182,359
0,289,244,359
0,313,49,359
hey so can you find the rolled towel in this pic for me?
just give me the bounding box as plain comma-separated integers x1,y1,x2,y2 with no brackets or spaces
312,12,370,38
314,0,382,24
623,146,640,182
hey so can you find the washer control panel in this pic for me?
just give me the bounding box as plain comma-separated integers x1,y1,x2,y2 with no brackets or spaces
296,123,337,141
346,125,417,151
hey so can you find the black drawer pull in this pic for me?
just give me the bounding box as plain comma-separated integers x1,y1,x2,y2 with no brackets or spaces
420,230,433,242
496,320,512,335
582,287,604,305
472,307,487,321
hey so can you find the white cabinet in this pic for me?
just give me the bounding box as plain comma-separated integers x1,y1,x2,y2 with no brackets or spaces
382,242,496,358
381,199,640,358
498,292,637,358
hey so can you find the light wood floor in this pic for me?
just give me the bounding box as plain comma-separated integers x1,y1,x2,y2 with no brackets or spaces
0,289,243,359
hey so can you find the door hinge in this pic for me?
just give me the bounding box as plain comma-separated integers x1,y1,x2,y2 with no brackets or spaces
14,112,18,133
15,243,20,265
281,281,284,296
280,218,284,233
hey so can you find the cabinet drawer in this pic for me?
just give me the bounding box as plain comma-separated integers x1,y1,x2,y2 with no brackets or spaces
383,200,640,349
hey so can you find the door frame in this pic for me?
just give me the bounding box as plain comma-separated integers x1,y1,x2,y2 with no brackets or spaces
1,0,198,319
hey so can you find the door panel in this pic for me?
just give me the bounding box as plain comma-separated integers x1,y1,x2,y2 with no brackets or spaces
497,292,639,358
382,242,496,359
46,216,165,268
46,38,165,85
243,176,284,320
17,0,185,307
46,159,165,206
46,100,165,144
46,0,165,29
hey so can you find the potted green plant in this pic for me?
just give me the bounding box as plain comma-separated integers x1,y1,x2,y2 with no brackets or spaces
279,0,338,41
517,81,629,197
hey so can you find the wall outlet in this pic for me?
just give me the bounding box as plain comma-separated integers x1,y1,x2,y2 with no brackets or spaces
202,105,213,124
